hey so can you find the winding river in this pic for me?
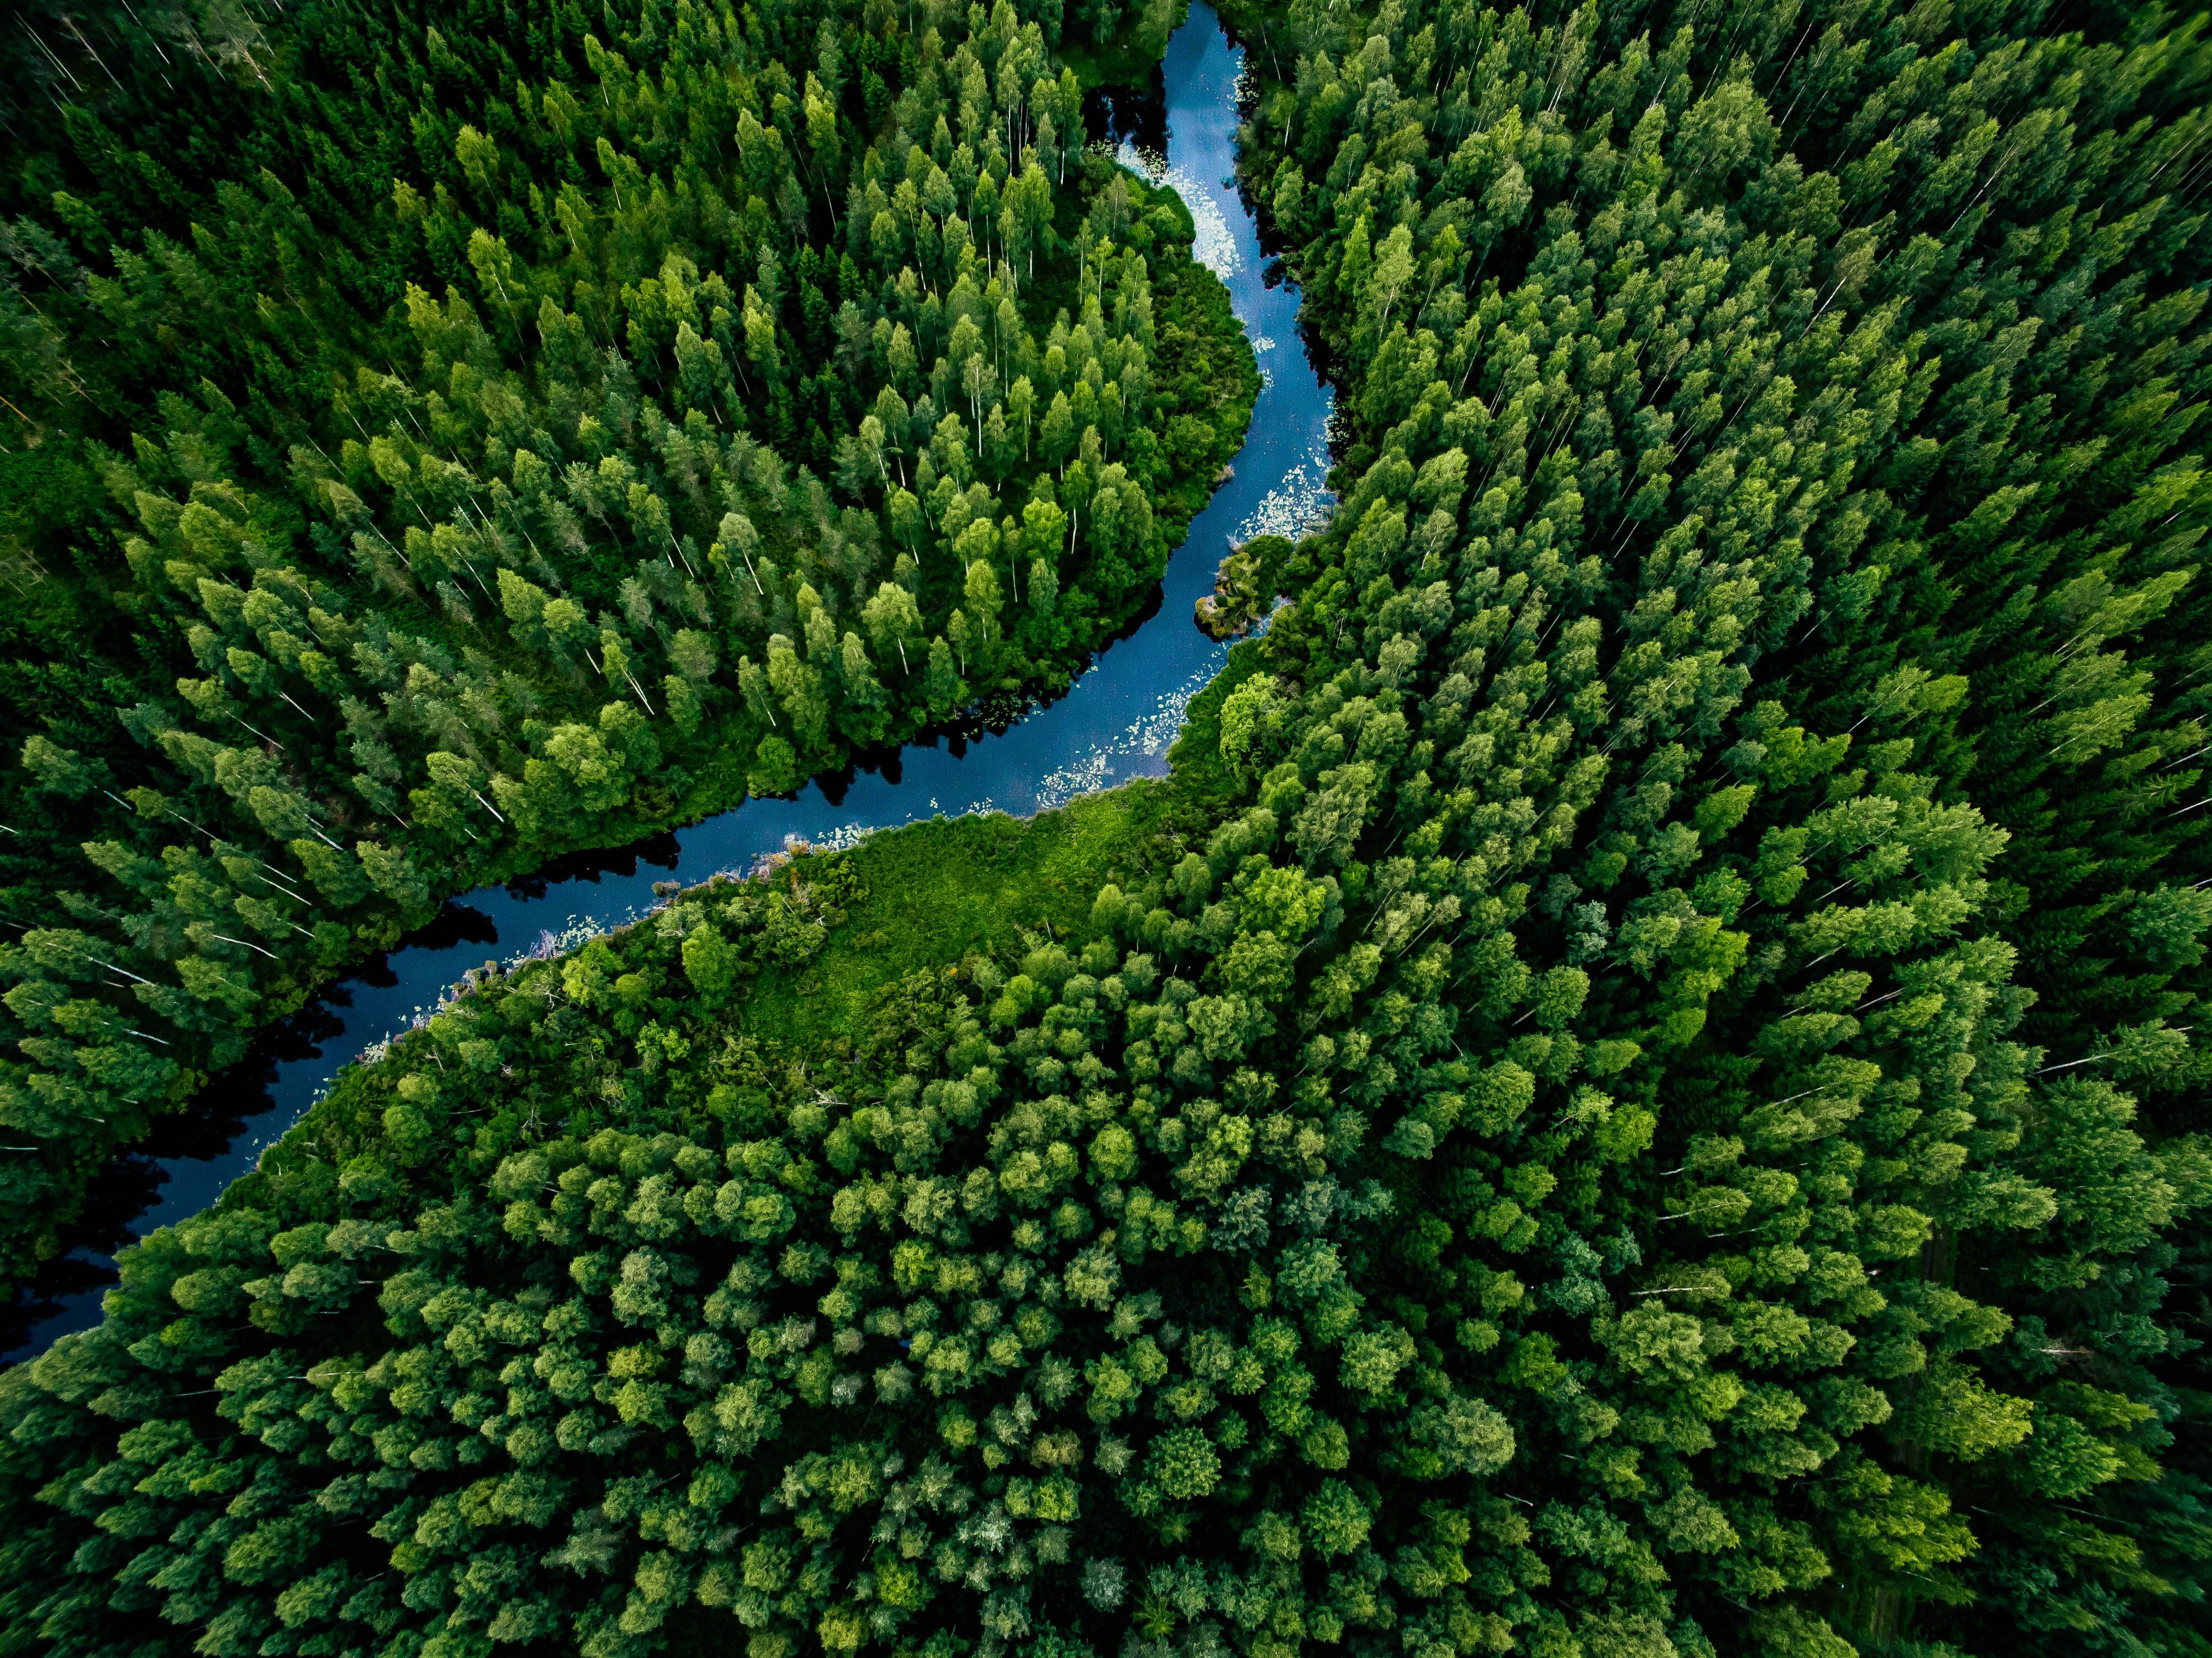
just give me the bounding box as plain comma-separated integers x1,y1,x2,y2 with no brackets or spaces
3,3,1332,1362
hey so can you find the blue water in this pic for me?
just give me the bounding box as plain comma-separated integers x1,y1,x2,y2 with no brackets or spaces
5,3,1331,1360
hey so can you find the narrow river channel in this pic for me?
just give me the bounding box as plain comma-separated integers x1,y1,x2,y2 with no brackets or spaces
4,2,1332,1362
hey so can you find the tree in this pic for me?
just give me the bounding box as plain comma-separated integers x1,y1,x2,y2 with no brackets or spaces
767,636,831,753
683,921,741,1001
963,559,1005,676
837,632,889,745
355,840,430,909
925,636,963,715
749,735,801,797
862,583,922,675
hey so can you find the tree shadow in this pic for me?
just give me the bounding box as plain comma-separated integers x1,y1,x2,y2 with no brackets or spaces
1082,66,1168,155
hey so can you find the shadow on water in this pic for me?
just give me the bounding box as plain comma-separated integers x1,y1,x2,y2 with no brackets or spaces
3,1,1333,1364
0,992,349,1353
501,833,683,902
1081,64,1167,153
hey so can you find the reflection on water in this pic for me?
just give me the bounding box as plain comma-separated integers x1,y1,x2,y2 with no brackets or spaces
3,2,1334,1362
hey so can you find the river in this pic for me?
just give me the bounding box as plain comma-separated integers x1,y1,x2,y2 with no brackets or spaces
2,2,1331,1362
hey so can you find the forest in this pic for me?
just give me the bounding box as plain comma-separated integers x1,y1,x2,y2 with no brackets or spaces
0,0,1255,1270
3,1,2211,1658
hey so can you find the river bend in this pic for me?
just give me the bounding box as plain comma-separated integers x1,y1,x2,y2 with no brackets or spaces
4,3,1332,1361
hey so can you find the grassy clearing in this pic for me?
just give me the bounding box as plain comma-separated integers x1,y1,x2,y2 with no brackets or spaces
730,637,1267,1049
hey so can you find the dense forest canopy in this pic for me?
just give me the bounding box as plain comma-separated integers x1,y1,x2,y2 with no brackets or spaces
4,2,2212,1658
0,0,1255,1271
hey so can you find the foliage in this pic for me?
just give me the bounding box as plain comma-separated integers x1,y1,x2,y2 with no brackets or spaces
0,730,2019,1658
0,0,1257,1272
1219,0,2212,1649
11,2,2212,1658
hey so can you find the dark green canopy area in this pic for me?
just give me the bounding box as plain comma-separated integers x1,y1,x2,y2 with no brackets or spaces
2,3,2210,1658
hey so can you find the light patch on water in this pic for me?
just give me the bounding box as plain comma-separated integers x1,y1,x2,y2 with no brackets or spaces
514,914,611,969
1111,140,1241,280
1251,334,1277,354
788,821,879,858
1239,449,1338,545
1028,653,1227,812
